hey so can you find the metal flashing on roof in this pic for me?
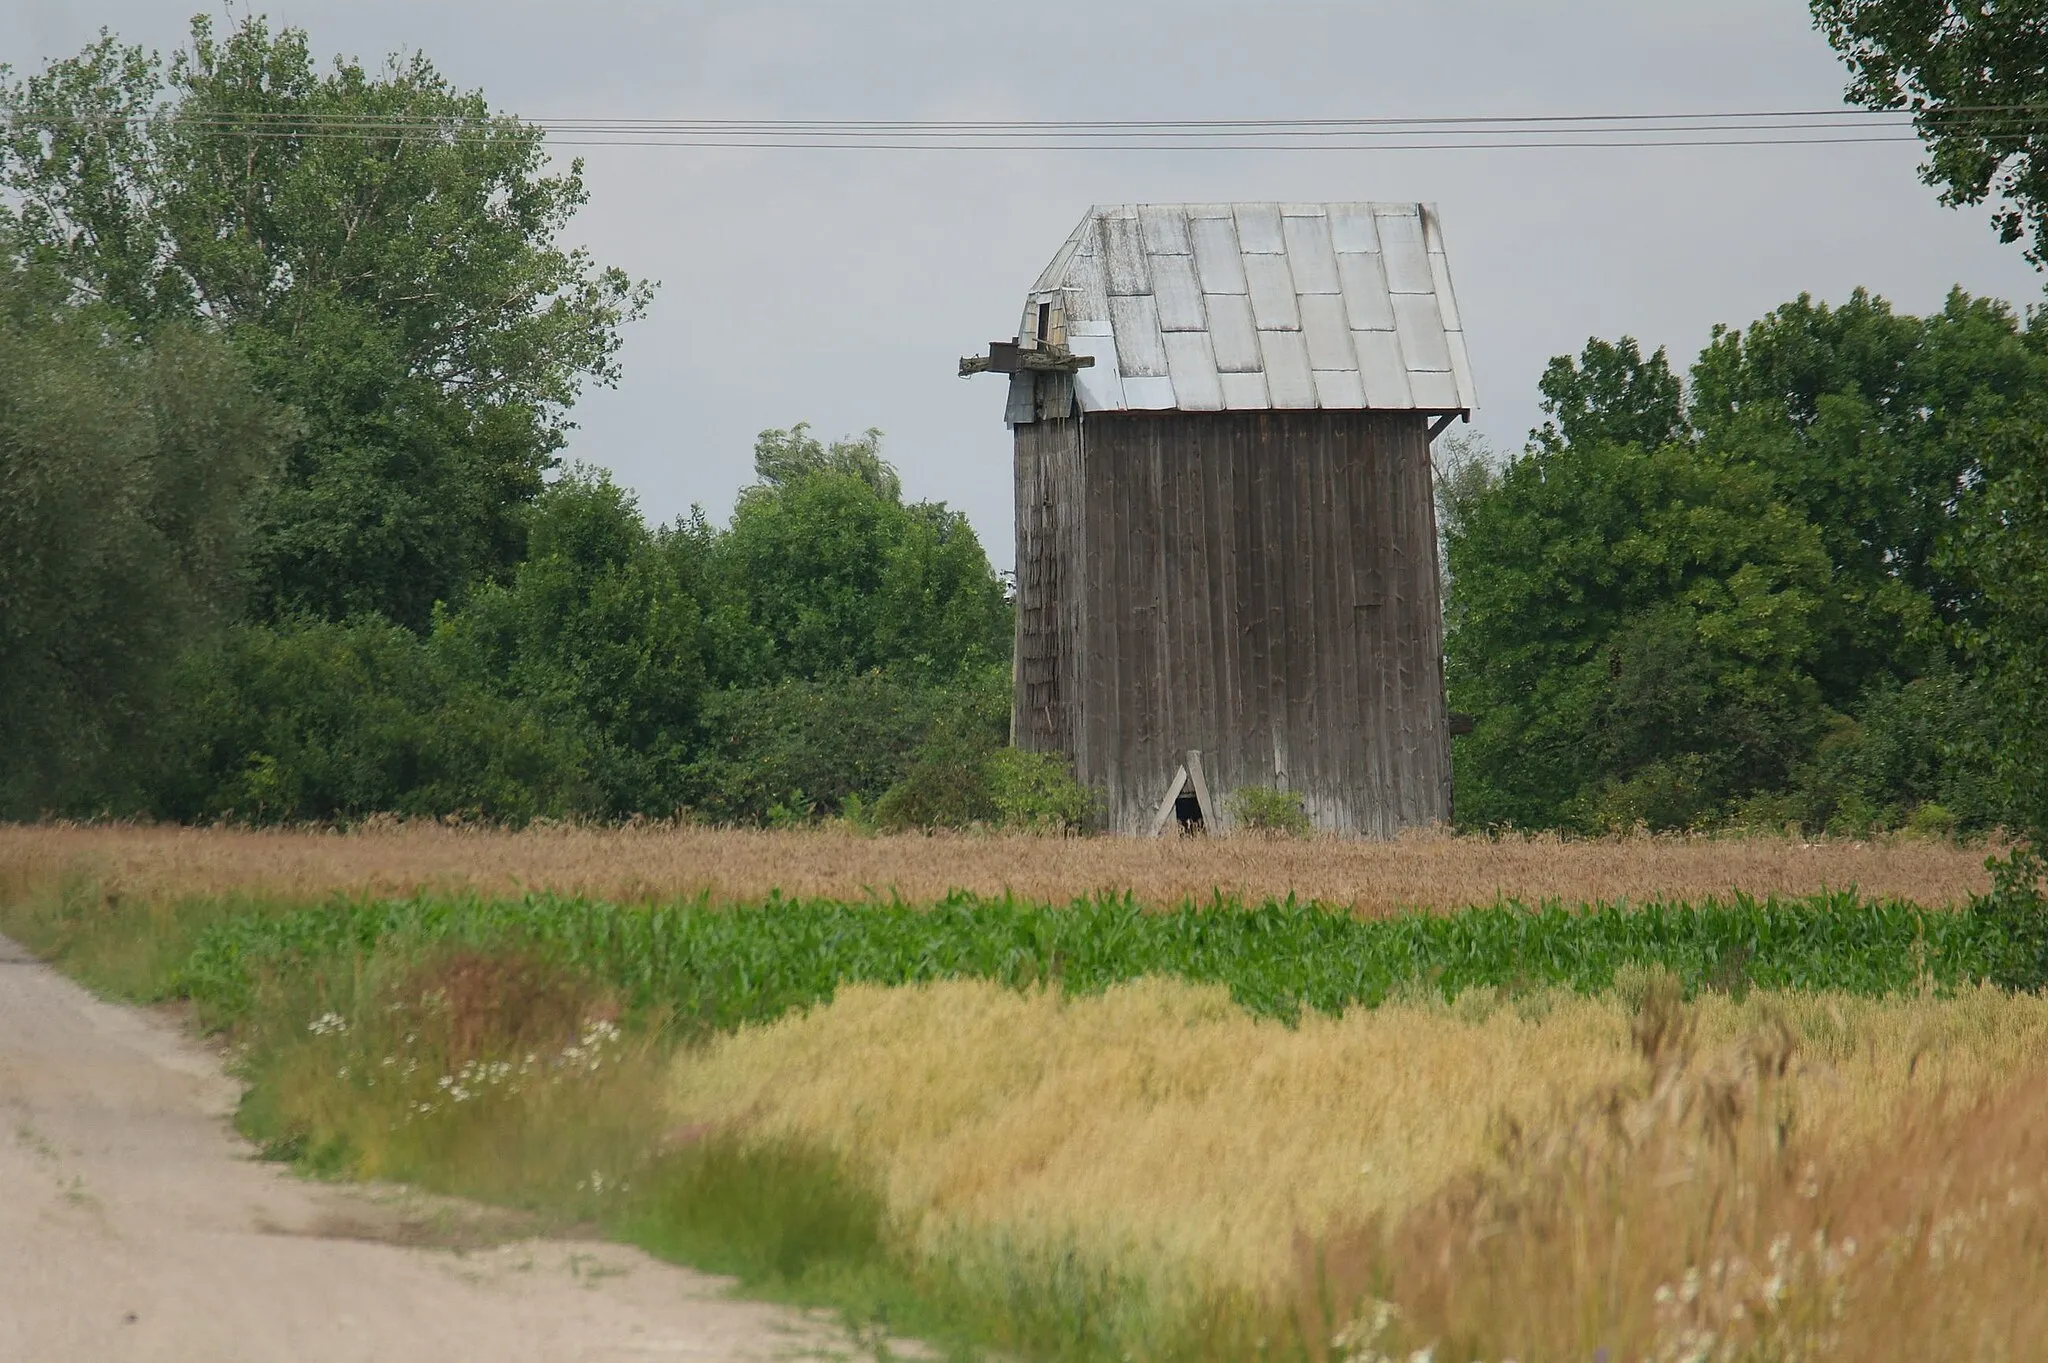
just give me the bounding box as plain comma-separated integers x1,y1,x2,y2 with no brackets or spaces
1010,202,1475,419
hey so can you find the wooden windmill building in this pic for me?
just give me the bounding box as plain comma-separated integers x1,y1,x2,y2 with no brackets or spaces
963,203,1477,836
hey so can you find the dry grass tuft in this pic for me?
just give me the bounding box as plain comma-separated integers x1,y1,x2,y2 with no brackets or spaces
1333,982,2048,1362
664,978,2048,1357
0,820,1997,911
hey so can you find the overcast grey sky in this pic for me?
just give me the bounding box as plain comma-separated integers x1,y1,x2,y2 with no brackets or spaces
7,1,2041,568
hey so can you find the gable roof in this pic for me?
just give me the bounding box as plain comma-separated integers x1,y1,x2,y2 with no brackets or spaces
1018,202,1476,416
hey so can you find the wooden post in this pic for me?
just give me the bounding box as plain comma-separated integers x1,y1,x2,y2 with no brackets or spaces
1147,764,1190,837
1186,749,1218,829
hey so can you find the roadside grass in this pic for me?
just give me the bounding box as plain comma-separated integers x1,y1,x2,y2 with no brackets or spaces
5,864,2048,1360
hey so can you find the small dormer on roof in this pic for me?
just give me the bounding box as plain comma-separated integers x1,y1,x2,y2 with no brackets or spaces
979,202,1476,423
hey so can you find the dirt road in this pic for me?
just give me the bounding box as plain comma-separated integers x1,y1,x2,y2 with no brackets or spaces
0,935,872,1363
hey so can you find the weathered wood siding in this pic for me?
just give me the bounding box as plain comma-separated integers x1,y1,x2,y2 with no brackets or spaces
1012,409,1450,837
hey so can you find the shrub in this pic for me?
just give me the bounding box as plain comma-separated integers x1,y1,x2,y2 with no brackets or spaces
149,619,590,823
985,749,1093,831
1228,785,1314,836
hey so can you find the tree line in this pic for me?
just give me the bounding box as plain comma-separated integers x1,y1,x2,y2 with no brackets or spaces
2,9,2043,848
0,16,1070,829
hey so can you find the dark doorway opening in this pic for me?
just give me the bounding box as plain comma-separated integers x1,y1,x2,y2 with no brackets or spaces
1174,787,1205,833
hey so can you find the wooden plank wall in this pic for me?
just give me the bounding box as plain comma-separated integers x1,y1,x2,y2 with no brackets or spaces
1013,408,1451,837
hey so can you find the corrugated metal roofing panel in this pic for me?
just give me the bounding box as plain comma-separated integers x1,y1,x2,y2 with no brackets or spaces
1163,331,1224,410
1376,209,1434,294
1313,368,1367,408
1328,203,1382,254
1282,213,1341,294
1299,294,1356,371
1205,294,1261,372
1152,254,1207,331
1140,204,1192,254
1015,202,1475,416
1259,330,1318,408
1122,375,1177,409
1103,212,1152,296
1409,369,1462,410
1063,244,1111,327
1337,252,1396,331
1391,293,1453,373
1354,330,1414,408
1067,329,1126,411
1109,294,1168,377
1245,255,1300,330
1427,249,1462,332
1234,203,1285,254
1447,327,1479,410
1219,371,1270,409
1190,216,1248,293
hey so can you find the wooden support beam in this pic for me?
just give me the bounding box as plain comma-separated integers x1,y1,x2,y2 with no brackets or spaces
1186,749,1218,829
1147,764,1190,837
960,340,1096,378
1426,411,1467,442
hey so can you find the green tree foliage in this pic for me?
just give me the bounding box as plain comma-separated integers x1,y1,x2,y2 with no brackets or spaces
1947,407,2048,840
440,470,708,815
710,425,1011,685
1531,336,1689,454
151,618,587,823
1691,290,2048,701
0,250,283,815
1814,0,2048,266
1814,0,2048,845
1450,297,2044,834
1446,415,1830,831
0,16,651,628
679,669,1000,826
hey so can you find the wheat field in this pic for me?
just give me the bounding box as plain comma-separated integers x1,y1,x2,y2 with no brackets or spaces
0,821,1996,910
664,979,2048,1359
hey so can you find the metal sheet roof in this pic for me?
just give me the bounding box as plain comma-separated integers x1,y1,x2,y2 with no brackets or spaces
1019,202,1476,418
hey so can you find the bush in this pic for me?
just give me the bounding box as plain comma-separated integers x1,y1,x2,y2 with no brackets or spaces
1786,674,2007,834
874,747,1095,833
682,666,1008,825
1228,785,1314,836
985,749,1093,830
149,619,590,823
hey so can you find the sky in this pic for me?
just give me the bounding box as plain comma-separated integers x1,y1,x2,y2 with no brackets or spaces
6,1,2042,570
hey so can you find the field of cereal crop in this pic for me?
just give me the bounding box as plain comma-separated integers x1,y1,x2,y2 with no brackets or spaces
3,823,2042,1362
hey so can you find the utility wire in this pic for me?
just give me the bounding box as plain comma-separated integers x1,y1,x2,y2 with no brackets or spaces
10,104,2034,151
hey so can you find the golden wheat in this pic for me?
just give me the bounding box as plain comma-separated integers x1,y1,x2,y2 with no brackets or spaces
0,821,1996,911
662,977,2048,1317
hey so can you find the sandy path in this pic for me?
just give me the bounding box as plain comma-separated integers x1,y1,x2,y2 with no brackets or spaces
0,935,877,1363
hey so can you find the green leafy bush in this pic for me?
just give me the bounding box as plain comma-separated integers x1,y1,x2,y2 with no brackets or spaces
151,619,590,823
985,749,1093,830
1228,786,1314,836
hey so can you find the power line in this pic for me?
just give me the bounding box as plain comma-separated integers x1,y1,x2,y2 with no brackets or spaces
11,104,2036,152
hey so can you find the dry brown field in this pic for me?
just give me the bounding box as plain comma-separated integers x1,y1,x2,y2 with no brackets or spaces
0,820,1994,909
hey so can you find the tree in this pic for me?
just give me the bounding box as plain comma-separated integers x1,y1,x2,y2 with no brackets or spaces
439,470,707,815
0,248,284,815
151,617,588,824
710,426,1011,685
1814,2,2048,840
1691,288,2048,705
1446,410,1831,830
1531,336,1688,454
1815,0,2048,267
0,16,651,628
